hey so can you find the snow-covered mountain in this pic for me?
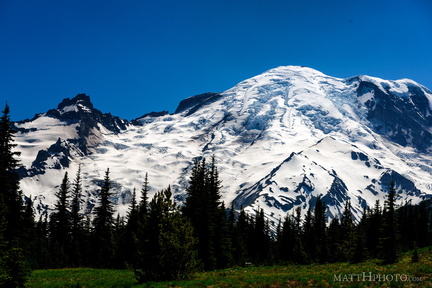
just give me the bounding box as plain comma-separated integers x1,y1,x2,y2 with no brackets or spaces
14,66,432,223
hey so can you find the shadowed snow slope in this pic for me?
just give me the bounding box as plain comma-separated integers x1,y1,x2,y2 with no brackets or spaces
14,66,432,223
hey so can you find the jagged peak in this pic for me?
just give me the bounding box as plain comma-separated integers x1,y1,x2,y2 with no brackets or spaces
57,93,94,112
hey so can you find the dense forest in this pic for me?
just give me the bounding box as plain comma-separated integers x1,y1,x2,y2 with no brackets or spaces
1,104,432,287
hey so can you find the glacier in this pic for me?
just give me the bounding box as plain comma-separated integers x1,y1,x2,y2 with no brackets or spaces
13,66,432,223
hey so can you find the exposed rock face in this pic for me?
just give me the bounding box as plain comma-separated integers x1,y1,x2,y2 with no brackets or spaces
12,66,432,223
357,78,432,152
174,92,222,115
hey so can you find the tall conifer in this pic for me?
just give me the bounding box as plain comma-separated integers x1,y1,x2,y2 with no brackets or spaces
70,165,83,266
380,181,399,264
134,187,197,282
0,104,30,286
92,168,115,267
49,172,71,267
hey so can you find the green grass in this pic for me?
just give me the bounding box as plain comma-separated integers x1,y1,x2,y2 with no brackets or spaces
26,248,432,288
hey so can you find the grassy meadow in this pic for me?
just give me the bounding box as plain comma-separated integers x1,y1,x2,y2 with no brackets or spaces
26,247,432,288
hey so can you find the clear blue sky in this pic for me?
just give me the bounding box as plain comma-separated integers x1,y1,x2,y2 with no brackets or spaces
1,0,431,121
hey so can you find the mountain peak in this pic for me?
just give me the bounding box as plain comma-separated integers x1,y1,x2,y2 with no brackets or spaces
266,65,326,76
56,93,94,113
13,66,432,226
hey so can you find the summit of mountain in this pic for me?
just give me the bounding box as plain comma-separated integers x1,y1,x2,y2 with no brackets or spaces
13,66,432,222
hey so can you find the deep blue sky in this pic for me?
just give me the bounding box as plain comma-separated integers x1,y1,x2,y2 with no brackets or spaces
1,0,431,121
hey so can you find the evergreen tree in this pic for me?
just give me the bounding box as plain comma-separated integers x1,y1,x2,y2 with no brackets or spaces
417,200,430,247
134,187,197,282
278,213,294,263
135,176,150,271
0,104,23,242
49,172,71,267
251,208,272,265
113,214,126,268
34,213,51,269
139,173,149,216
183,156,231,270
313,197,328,263
365,200,382,258
278,208,306,264
0,104,31,286
302,207,314,263
70,165,83,267
291,207,306,264
380,181,400,264
214,202,233,268
352,207,368,263
21,199,37,267
339,200,356,261
122,188,140,267
327,217,342,262
92,168,115,267
231,207,249,266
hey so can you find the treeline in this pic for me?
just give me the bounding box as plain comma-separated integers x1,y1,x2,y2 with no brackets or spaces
1,104,432,286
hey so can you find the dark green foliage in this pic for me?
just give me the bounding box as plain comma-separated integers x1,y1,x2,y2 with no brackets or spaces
122,188,140,267
1,116,432,286
313,197,329,263
230,207,249,266
352,208,368,263
0,246,31,288
339,200,356,261
92,168,115,267
0,104,26,243
70,166,84,267
412,248,420,263
251,208,273,264
21,199,38,267
49,172,72,267
134,187,197,282
0,104,32,286
183,156,232,270
34,213,51,269
138,173,149,216
379,181,400,264
365,200,382,257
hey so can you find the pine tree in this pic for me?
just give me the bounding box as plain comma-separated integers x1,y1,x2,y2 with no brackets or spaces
113,214,126,268
231,207,249,266
49,172,71,267
183,156,230,270
0,104,24,242
327,217,342,262
139,173,149,216
417,200,430,247
251,208,272,264
380,181,399,264
21,199,37,267
134,187,197,282
291,207,306,264
278,213,294,263
0,104,31,286
70,165,83,267
365,200,382,258
92,168,115,267
34,213,51,269
340,200,356,261
214,202,233,268
302,207,314,263
122,188,140,267
135,175,150,269
313,197,328,263
352,207,368,263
